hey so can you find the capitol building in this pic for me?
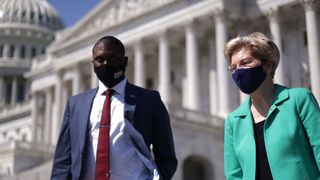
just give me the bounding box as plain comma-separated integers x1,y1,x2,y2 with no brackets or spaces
0,0,319,179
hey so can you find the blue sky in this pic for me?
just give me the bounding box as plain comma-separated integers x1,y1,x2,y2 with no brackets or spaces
47,0,101,27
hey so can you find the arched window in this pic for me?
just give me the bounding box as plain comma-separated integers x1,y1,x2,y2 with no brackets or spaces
183,155,213,180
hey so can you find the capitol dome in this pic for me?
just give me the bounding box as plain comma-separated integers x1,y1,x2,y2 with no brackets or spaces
0,0,65,110
0,0,64,30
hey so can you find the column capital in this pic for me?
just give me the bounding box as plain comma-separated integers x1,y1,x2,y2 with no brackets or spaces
301,0,319,11
133,39,144,49
264,7,280,21
183,17,195,29
157,28,168,39
213,8,227,23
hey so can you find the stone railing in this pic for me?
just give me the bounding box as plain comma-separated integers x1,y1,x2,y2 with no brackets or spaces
31,54,52,70
13,141,55,153
0,58,31,68
0,140,54,154
168,104,224,128
0,101,31,121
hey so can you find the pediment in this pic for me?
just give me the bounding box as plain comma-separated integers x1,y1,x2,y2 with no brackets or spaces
50,0,179,50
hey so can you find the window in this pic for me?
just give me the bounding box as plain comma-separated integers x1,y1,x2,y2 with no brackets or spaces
8,45,14,58
170,71,175,83
41,48,46,54
5,82,12,104
146,78,153,89
20,46,25,58
39,13,43,23
30,11,34,21
0,45,3,57
31,46,36,58
17,82,25,102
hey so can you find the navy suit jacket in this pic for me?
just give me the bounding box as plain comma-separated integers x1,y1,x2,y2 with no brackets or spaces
51,82,177,180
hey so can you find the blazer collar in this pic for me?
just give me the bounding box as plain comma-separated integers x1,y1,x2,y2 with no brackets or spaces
232,84,289,118
79,88,98,154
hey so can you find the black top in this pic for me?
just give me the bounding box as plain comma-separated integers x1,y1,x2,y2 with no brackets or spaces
253,120,273,180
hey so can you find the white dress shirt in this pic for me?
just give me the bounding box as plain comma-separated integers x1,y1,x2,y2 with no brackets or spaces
83,79,149,180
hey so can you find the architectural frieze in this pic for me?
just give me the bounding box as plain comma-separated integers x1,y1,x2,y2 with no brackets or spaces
54,0,180,48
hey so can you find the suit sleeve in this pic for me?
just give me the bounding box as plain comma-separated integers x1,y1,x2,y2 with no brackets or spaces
224,117,243,180
152,92,178,180
51,98,72,180
296,89,320,170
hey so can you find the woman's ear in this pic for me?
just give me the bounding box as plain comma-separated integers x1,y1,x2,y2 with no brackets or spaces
263,61,274,74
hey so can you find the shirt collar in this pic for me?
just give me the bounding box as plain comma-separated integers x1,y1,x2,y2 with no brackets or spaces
97,78,127,96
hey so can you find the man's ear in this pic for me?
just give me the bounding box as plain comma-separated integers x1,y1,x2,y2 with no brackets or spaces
123,56,128,66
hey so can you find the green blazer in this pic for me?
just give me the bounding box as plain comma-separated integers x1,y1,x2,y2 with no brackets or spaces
224,84,320,180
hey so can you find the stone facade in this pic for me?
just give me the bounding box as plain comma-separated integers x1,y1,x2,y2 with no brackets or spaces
0,0,319,179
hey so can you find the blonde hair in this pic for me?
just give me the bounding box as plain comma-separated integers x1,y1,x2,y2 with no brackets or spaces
224,32,280,78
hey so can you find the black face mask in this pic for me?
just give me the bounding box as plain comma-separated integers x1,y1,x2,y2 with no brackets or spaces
232,65,267,94
94,64,125,88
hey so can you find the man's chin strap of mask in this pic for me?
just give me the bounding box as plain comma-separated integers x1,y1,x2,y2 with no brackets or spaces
94,64,126,88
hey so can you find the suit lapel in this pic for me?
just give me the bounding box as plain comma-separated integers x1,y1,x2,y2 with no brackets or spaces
79,88,98,154
124,82,137,125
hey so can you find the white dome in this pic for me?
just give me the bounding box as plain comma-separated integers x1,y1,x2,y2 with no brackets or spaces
0,0,64,30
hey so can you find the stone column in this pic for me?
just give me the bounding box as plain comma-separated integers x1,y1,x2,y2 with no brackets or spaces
3,44,9,58
14,44,20,59
31,92,39,143
266,8,287,85
208,39,218,115
158,31,171,104
215,11,239,115
134,41,146,87
302,0,320,102
24,80,30,101
91,66,98,88
52,71,63,143
72,64,82,95
185,20,200,111
44,87,52,145
11,77,17,105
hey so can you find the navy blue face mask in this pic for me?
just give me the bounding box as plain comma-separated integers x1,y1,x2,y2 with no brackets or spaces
232,65,267,94
94,64,125,88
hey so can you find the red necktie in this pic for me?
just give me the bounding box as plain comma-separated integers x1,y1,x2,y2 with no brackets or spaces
95,89,113,180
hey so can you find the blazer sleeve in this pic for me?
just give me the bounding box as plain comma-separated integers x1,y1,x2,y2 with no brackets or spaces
152,92,178,180
224,116,243,180
295,89,320,170
51,98,72,180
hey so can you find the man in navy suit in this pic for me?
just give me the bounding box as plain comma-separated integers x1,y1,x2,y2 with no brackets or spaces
51,36,177,180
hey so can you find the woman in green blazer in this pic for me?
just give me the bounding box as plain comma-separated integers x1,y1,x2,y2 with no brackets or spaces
223,32,320,180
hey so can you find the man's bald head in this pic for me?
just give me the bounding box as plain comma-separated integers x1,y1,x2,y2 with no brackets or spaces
92,36,125,57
